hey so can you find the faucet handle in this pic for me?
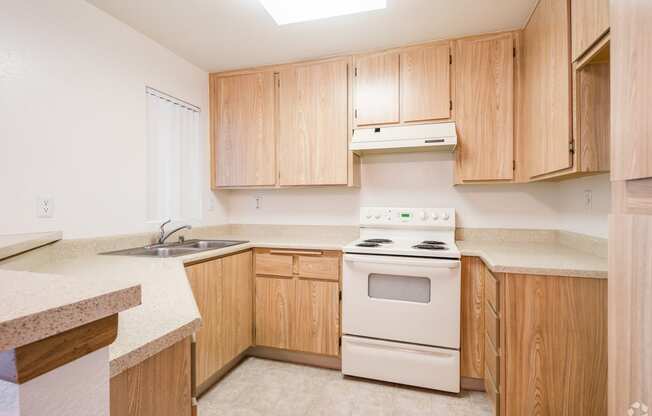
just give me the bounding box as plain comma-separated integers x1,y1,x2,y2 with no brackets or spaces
160,218,172,231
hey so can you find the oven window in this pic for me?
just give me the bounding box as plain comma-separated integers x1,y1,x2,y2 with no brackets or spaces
368,274,431,303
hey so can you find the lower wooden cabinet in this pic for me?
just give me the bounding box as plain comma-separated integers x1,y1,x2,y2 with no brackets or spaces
185,251,253,390
110,338,192,416
254,248,341,356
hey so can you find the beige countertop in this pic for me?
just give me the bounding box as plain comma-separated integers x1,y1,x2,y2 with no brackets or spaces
0,268,141,351
0,231,62,261
457,240,607,279
0,225,606,377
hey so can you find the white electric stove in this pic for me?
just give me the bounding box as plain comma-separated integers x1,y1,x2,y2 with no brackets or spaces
341,207,461,393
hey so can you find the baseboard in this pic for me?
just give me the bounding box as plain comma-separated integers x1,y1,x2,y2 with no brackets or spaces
248,346,341,370
461,376,485,391
196,349,249,397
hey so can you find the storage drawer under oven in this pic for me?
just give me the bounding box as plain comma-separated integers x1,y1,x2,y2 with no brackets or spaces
342,335,460,393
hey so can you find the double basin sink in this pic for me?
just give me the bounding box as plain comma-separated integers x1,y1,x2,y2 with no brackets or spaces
101,239,249,258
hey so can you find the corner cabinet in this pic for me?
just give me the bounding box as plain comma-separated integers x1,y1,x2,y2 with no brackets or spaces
454,33,515,183
571,0,609,61
278,59,350,186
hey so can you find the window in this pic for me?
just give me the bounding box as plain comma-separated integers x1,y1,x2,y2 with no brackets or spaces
146,87,201,222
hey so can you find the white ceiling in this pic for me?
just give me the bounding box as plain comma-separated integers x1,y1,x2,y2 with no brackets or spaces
86,0,538,73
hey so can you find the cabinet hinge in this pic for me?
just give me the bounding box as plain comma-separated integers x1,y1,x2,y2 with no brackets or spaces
339,290,342,301
513,160,516,171
569,140,575,154
339,337,342,347
449,55,452,65
277,78,280,88
354,109,358,119
513,47,516,58
449,101,453,111
354,67,358,77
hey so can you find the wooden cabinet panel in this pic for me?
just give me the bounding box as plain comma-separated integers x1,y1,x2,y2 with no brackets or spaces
504,275,607,415
279,59,349,186
522,0,572,178
455,34,514,181
611,0,652,181
221,251,253,366
484,301,500,351
576,60,610,173
485,269,499,314
254,276,294,349
484,334,499,389
111,338,191,416
297,254,340,281
460,256,485,379
609,214,652,416
571,0,609,61
484,365,500,416
213,72,276,187
185,259,222,387
255,252,294,277
354,52,400,126
292,279,340,356
400,43,451,122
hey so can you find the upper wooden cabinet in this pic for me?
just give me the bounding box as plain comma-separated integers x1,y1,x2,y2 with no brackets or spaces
401,43,451,123
354,52,400,126
571,0,609,61
454,33,515,183
279,59,350,186
211,72,276,187
353,42,451,127
521,0,573,179
611,0,652,181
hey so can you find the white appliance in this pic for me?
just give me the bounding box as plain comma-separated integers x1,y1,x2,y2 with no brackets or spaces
342,207,461,393
350,122,457,154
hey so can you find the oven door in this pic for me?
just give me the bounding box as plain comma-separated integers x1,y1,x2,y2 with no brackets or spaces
342,253,460,349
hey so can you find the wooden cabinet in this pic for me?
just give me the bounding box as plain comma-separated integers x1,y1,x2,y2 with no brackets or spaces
454,33,515,183
185,251,253,390
571,0,609,61
111,338,192,416
279,59,350,186
460,256,486,380
254,248,340,356
521,0,573,179
211,71,276,187
400,43,451,122
353,52,400,126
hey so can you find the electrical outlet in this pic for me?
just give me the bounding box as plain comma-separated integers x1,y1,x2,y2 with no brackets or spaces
584,190,592,210
255,196,262,210
37,196,54,218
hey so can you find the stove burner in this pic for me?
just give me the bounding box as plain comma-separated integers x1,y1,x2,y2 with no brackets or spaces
413,244,446,250
421,240,445,245
364,239,393,244
357,242,381,247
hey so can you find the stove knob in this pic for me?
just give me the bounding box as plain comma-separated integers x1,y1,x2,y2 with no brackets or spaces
441,212,450,221
365,211,372,219
420,211,427,220
431,213,439,220
374,211,381,220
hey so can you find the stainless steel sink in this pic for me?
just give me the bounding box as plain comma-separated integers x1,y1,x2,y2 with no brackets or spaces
100,239,249,258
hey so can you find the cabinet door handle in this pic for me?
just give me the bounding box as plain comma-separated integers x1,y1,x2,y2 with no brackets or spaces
269,249,323,256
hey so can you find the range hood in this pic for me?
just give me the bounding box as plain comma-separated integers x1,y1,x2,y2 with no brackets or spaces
351,122,457,154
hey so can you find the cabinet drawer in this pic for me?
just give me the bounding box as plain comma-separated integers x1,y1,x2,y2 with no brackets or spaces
298,255,339,281
485,301,500,350
255,252,293,277
485,269,499,314
484,364,500,416
485,333,500,388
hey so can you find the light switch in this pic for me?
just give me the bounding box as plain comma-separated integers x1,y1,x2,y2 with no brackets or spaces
37,196,54,218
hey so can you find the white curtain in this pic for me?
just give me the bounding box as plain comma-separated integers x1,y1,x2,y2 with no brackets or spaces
146,88,201,222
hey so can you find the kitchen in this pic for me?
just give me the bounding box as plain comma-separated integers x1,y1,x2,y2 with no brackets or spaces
0,0,647,415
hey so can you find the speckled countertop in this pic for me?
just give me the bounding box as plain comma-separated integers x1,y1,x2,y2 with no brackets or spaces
457,240,607,279
0,231,62,260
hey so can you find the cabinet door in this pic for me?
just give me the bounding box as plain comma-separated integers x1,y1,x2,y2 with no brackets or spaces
221,251,253,366
254,276,294,349
455,34,514,182
611,0,652,181
185,259,222,387
400,43,451,122
460,257,486,379
522,0,572,178
571,0,609,61
213,71,276,187
279,59,349,186
292,279,340,356
354,52,400,126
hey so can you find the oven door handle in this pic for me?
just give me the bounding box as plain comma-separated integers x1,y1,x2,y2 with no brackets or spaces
343,254,460,269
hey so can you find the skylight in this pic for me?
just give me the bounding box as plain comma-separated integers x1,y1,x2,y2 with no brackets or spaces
258,0,387,25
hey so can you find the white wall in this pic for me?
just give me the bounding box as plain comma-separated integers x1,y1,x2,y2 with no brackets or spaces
0,0,228,239
228,152,611,238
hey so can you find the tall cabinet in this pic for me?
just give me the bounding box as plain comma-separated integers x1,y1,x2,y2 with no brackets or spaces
609,0,652,414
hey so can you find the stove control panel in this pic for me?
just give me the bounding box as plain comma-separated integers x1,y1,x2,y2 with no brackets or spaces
360,207,456,228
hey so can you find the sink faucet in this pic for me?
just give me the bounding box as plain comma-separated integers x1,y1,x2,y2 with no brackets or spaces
157,219,192,245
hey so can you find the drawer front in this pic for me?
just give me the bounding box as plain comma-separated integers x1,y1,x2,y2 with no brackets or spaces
485,333,500,388
484,364,500,416
255,252,294,277
485,269,499,314
298,255,340,281
485,301,500,350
